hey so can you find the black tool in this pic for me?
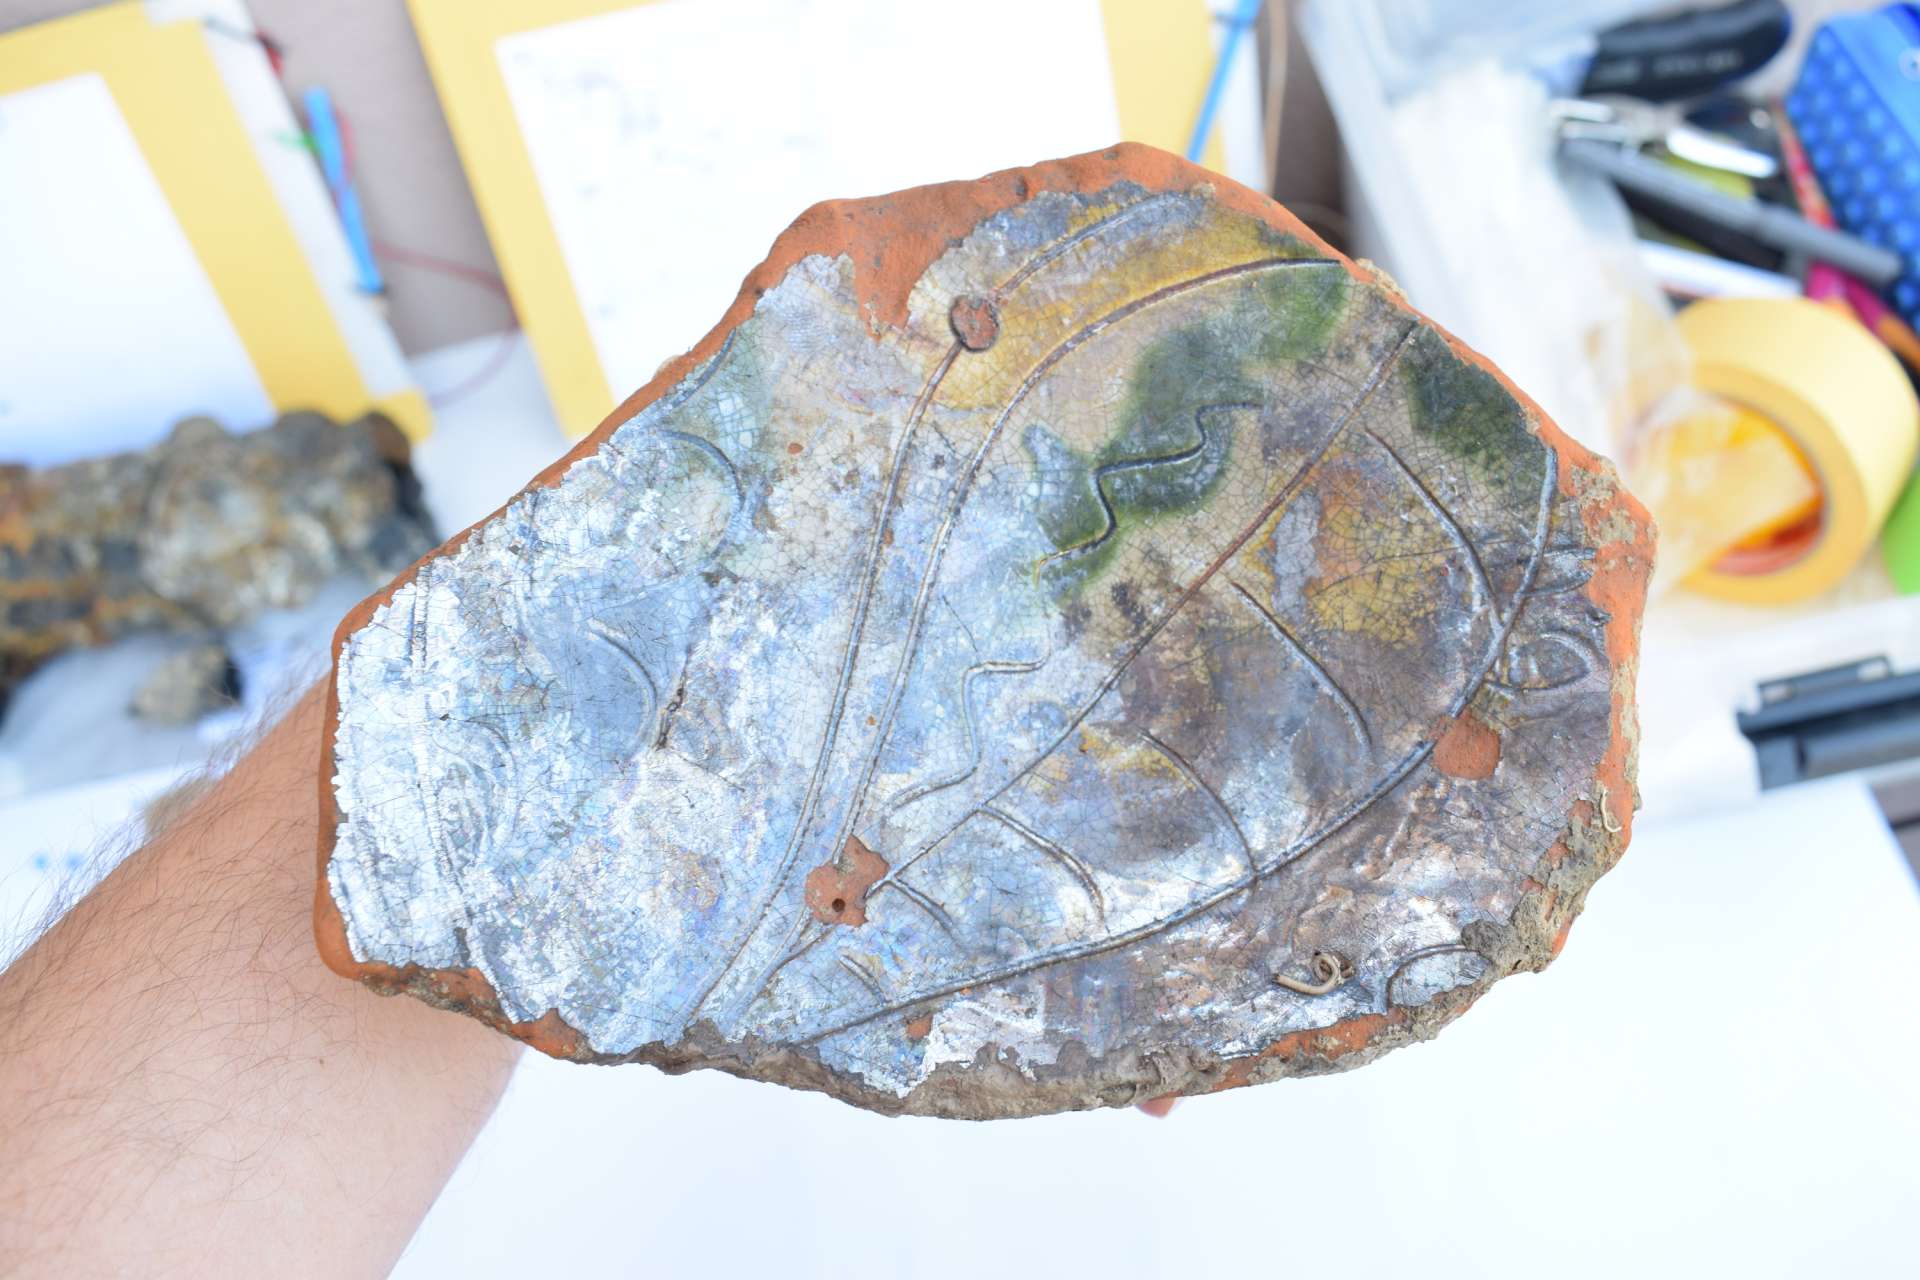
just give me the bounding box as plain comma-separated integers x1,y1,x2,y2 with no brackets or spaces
1580,0,1792,102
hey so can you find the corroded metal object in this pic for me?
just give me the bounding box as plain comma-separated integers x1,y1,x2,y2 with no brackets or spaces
321,146,1653,1118
131,642,241,725
1,412,435,711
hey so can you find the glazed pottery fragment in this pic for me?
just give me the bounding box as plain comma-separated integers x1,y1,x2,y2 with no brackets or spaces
319,145,1653,1119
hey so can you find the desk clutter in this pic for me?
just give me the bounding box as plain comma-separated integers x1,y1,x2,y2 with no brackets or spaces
1553,6,1920,604
1306,1,1920,613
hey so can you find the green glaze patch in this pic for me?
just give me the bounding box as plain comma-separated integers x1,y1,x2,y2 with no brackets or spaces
1026,331,1244,592
1024,267,1352,596
1401,328,1543,505
1024,423,1110,556
1251,265,1347,363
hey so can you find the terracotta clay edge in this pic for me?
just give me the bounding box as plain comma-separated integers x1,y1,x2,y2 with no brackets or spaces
314,142,1656,1077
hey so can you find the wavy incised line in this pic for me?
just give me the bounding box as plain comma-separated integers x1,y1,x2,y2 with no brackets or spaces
866,319,1418,903
840,261,1340,827
1035,400,1260,576
834,259,1352,885
685,204,1273,1027
1139,729,1257,877
1227,580,1371,751
797,443,1559,1045
976,806,1107,925
1362,428,1496,613
739,259,1346,1019
883,652,1048,813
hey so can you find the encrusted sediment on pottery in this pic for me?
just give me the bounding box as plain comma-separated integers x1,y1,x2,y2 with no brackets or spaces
322,147,1651,1118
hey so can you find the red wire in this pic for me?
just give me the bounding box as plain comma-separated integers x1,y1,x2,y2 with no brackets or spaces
332,113,513,301
420,330,523,410
327,107,519,407
370,240,512,299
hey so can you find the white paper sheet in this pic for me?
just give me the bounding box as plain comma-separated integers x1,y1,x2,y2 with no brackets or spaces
0,73,273,465
496,0,1123,402
400,778,1919,1279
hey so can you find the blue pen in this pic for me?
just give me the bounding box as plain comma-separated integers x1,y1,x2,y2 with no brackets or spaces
1186,0,1263,164
304,85,384,295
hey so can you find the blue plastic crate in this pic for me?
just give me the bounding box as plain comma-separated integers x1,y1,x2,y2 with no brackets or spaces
1787,4,1920,326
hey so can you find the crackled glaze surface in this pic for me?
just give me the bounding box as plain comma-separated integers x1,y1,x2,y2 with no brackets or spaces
322,150,1650,1117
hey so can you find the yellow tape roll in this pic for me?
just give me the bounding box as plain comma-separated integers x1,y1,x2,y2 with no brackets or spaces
1678,297,1920,604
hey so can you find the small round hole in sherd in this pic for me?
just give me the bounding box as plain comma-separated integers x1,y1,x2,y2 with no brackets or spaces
831,897,847,913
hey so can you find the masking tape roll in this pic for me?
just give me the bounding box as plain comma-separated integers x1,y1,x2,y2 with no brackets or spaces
1677,297,1920,604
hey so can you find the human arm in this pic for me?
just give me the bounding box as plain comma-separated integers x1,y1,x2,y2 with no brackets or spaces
0,684,521,1277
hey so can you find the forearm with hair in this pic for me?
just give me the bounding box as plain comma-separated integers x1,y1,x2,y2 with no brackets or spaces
0,684,520,1277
